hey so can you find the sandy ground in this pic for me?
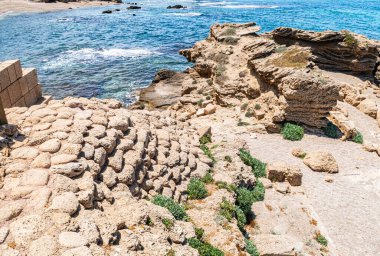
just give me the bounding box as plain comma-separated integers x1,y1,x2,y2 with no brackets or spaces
193,101,380,256
0,0,118,17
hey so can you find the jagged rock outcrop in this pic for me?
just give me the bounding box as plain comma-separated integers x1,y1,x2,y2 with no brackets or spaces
136,22,380,131
271,27,380,76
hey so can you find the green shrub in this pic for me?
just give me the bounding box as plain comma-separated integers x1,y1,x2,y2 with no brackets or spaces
207,79,213,86
323,122,339,138
199,134,212,145
245,111,254,118
166,249,176,256
219,197,235,221
316,234,328,246
241,103,248,111
237,119,250,126
152,195,188,221
235,206,247,230
251,180,265,202
162,218,174,230
238,149,266,178
236,181,265,217
221,28,236,36
236,187,255,216
192,80,197,84
215,65,226,77
343,31,358,47
187,178,208,200
281,122,304,141
254,104,261,110
146,216,154,226
352,131,363,144
195,227,204,240
201,172,214,184
224,155,232,163
200,144,216,165
197,99,204,107
188,238,224,256
216,181,236,193
245,239,259,256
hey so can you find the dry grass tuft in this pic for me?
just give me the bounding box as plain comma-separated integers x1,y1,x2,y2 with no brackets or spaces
270,48,310,69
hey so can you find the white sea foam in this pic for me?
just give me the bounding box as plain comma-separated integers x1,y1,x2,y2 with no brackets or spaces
44,48,159,69
167,12,202,17
198,1,230,6
222,5,279,9
57,17,74,22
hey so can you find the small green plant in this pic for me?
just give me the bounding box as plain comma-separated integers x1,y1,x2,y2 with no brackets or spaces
195,227,204,240
152,195,188,221
166,249,176,256
200,144,216,165
254,104,261,110
241,103,249,111
235,206,247,230
224,37,239,45
352,131,363,144
146,216,154,226
166,249,175,256
245,111,254,118
221,28,236,36
323,122,339,139
188,238,224,256
238,149,266,178
343,31,358,47
192,80,197,84
224,155,232,163
199,134,212,145
237,119,250,126
162,218,174,230
201,171,214,184
251,180,265,202
197,99,204,107
316,234,328,246
187,178,208,200
245,238,259,256
299,152,307,159
219,197,235,221
216,181,236,193
236,187,256,216
207,79,213,86
215,65,226,77
281,122,304,141
206,95,211,100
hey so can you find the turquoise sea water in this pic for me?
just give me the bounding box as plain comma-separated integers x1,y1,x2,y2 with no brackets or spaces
1,0,380,103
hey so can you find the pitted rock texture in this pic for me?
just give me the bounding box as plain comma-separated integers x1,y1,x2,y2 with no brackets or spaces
0,97,259,255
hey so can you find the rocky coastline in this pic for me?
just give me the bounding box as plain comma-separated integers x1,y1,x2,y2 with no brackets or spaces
0,22,380,256
0,0,120,17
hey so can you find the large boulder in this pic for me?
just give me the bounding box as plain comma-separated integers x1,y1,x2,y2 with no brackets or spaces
303,151,339,173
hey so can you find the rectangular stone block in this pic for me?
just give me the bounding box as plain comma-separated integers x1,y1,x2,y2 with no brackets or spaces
1,60,22,83
0,89,11,108
24,88,37,107
7,80,22,105
14,97,26,108
34,84,42,98
0,63,11,91
19,76,29,96
22,68,38,91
